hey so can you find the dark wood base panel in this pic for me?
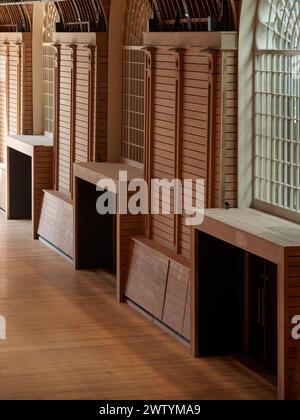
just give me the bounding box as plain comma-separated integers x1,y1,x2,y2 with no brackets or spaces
126,237,191,342
38,190,74,259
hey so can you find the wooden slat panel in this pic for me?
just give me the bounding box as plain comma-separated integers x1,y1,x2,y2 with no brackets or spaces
38,190,73,258
151,48,176,250
58,47,71,195
126,237,191,341
162,260,190,338
126,239,169,319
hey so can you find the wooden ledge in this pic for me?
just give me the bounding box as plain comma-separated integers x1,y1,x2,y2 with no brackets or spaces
52,32,108,46
42,190,73,206
7,135,54,158
143,31,238,50
131,236,191,269
193,208,300,264
74,162,144,189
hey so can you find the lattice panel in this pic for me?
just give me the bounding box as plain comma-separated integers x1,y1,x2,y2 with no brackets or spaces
255,53,300,212
43,2,59,134
122,48,145,165
255,0,300,215
257,0,300,50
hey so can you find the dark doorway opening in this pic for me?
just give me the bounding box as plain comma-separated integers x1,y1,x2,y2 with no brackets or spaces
76,178,116,272
196,232,278,377
8,148,32,219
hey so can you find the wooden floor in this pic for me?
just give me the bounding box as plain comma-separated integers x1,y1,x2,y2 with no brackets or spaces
0,213,277,400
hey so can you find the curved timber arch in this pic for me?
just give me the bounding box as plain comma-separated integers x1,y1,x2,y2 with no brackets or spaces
149,0,238,31
54,0,108,32
124,0,239,46
0,4,31,32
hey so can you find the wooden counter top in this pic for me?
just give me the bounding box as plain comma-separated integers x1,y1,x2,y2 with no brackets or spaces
193,208,300,264
197,208,300,248
7,135,54,157
74,162,144,188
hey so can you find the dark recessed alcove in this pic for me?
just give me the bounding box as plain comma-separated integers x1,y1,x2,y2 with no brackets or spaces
8,148,32,220
76,178,116,271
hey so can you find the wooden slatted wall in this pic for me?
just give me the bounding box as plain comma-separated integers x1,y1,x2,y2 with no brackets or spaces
147,48,214,259
0,45,6,164
213,50,238,209
54,34,108,198
151,49,176,250
58,46,72,196
8,46,19,136
180,52,212,260
75,47,89,163
96,43,108,162
22,42,33,135
126,44,238,343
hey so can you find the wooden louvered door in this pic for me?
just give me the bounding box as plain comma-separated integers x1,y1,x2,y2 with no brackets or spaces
57,46,72,197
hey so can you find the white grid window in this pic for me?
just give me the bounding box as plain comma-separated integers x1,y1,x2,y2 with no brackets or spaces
254,0,300,214
122,48,145,166
43,3,59,134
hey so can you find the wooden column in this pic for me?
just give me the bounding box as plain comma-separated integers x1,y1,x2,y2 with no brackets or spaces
86,44,96,162
144,48,154,240
174,49,184,255
53,43,61,191
69,44,77,197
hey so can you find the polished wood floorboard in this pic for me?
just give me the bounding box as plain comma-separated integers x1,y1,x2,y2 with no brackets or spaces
0,213,276,400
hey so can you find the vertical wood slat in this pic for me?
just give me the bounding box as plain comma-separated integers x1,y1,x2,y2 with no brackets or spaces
5,43,9,138
86,45,96,162
16,43,22,135
53,34,108,198
0,45,7,164
53,43,61,191
145,48,154,239
174,49,183,255
69,44,77,198
206,52,216,209
57,46,72,197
